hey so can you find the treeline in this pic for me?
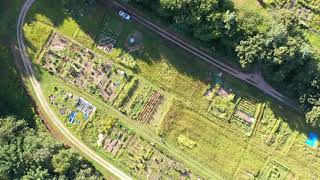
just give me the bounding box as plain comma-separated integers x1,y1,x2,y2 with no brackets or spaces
0,117,103,179
128,0,320,127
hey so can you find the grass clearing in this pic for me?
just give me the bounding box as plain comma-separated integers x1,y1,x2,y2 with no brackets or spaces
162,102,247,178
233,0,266,13
57,17,80,37
306,31,320,53
23,21,52,60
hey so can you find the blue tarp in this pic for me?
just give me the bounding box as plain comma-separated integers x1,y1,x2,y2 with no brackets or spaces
306,132,318,147
69,111,77,124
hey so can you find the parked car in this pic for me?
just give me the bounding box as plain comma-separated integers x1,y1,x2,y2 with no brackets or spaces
118,10,131,20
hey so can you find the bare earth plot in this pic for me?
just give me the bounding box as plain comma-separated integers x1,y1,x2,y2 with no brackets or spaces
23,0,320,179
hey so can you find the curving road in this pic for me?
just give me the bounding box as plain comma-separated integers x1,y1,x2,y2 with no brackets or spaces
17,0,131,179
107,0,299,111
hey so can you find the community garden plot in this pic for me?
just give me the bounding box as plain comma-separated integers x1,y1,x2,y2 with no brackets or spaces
261,0,320,32
284,133,320,178
258,159,291,180
45,33,71,57
41,33,167,126
42,33,131,102
162,104,248,178
96,17,122,53
97,121,199,179
122,81,165,124
233,147,268,179
206,76,262,135
207,84,239,120
230,97,262,134
112,78,167,125
255,107,298,153
124,31,144,55
47,87,96,125
100,66,133,103
205,72,239,121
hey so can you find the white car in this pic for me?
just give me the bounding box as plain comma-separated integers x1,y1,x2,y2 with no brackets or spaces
118,10,131,20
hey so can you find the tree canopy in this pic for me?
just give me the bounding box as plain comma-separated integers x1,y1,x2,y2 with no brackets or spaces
306,105,320,128
0,117,103,179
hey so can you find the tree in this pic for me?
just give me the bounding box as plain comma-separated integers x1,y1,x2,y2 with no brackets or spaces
306,105,320,127
75,168,103,180
52,149,81,175
22,167,50,180
222,10,238,38
289,58,320,110
236,34,266,68
158,0,235,42
236,10,311,75
238,12,264,37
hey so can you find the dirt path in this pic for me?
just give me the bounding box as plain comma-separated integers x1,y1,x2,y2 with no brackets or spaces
106,0,299,112
16,0,131,179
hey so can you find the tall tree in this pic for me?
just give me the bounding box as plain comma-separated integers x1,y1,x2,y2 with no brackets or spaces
160,0,234,42
236,10,311,78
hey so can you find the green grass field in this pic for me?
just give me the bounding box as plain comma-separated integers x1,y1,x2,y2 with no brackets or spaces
306,32,320,53
23,0,320,179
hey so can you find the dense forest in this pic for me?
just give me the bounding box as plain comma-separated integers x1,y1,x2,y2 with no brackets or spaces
128,0,320,127
0,1,103,179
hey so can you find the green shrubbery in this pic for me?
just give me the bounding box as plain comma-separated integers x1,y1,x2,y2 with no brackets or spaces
114,78,139,108
117,53,138,71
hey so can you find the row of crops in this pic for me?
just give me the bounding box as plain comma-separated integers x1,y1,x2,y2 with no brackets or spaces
255,107,297,153
96,121,199,178
46,85,198,179
117,80,165,124
204,83,261,134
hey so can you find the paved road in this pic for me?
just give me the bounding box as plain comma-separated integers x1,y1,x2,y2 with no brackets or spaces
17,0,131,179
107,0,299,111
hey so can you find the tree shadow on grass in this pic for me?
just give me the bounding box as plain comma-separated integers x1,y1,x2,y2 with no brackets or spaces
0,45,36,128
23,0,310,137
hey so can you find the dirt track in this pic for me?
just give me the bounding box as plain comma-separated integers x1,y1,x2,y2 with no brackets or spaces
17,0,132,179
106,0,299,111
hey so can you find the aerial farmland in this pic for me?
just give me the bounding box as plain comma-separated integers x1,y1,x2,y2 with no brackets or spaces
21,0,320,179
